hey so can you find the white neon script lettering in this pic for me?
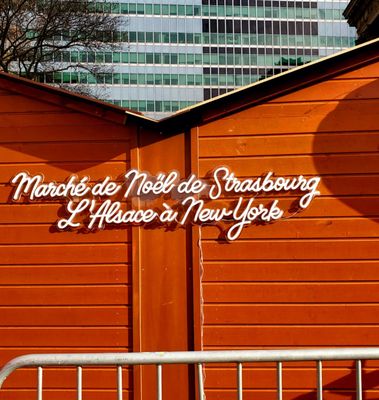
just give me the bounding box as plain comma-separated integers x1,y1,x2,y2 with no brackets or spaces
124,170,179,197
57,199,93,230
11,172,92,200
210,166,320,206
10,168,320,241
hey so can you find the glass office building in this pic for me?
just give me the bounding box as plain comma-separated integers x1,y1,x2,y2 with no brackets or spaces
51,0,357,118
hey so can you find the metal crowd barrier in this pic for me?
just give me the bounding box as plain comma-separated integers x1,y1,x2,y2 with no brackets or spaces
0,347,378,400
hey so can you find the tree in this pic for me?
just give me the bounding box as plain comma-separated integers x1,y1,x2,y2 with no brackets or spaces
260,57,306,81
0,0,121,97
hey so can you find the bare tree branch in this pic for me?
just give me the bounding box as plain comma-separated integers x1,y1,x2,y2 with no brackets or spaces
0,0,122,98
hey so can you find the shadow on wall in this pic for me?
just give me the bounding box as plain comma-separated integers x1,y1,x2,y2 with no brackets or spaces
294,79,379,400
313,78,379,222
294,364,379,400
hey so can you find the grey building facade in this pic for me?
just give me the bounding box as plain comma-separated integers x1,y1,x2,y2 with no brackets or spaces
50,0,357,118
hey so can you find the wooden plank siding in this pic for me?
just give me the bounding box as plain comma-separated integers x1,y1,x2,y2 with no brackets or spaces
0,42,378,400
196,61,379,399
0,88,134,400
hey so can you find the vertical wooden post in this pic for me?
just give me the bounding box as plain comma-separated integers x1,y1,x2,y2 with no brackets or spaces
132,127,194,400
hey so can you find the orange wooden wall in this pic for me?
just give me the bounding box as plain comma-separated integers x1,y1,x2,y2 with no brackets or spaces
0,88,134,400
194,61,379,399
0,50,378,400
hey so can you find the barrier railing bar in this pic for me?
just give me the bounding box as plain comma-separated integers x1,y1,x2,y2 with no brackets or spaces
1,348,377,400
356,360,362,400
197,363,204,400
37,366,42,400
157,364,162,400
277,361,282,400
317,360,323,400
117,366,123,400
77,366,82,400
237,362,243,400
2,347,379,373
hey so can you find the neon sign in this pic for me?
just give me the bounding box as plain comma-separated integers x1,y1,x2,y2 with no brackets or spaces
11,167,320,241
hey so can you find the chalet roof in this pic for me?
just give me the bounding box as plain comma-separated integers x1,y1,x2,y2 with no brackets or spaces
0,37,378,132
159,37,379,132
0,70,157,127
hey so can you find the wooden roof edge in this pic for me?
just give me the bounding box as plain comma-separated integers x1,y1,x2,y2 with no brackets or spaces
0,71,158,127
0,38,378,132
159,37,379,131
